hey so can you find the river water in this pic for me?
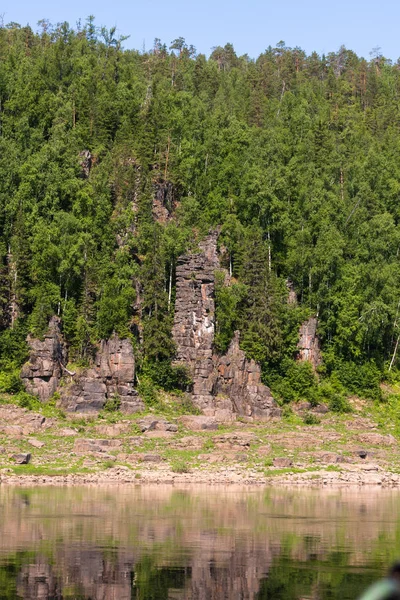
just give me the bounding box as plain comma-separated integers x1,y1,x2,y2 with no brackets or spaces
0,485,398,599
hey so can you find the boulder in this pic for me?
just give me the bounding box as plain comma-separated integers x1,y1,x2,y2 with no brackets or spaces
73,439,122,454
28,438,45,449
214,332,280,420
12,453,31,465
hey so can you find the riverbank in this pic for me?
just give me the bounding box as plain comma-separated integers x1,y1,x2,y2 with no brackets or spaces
1,393,400,488
1,463,399,487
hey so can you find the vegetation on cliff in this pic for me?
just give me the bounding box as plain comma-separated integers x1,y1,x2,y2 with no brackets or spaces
0,18,399,403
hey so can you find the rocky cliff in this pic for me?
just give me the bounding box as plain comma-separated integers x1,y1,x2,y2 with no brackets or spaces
172,233,280,420
21,316,66,401
172,231,219,412
22,322,144,415
59,335,144,414
298,317,322,370
215,332,280,420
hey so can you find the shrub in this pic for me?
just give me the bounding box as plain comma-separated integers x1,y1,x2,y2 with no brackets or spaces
0,369,23,394
171,459,190,473
137,377,161,408
268,359,318,404
330,360,382,400
302,413,320,425
104,395,121,412
328,393,352,413
14,391,40,410
141,360,192,392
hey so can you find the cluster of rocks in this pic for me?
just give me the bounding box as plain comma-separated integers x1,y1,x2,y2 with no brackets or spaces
21,321,144,415
20,231,322,422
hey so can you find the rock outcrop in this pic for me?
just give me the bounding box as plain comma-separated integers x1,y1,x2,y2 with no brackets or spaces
172,233,280,420
172,232,219,412
59,335,144,414
215,332,280,420
21,317,66,401
298,317,321,369
152,179,176,222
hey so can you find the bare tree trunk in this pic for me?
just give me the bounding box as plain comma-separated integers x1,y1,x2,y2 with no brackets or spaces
164,135,171,180
168,262,173,311
267,228,271,273
389,333,400,372
340,168,344,202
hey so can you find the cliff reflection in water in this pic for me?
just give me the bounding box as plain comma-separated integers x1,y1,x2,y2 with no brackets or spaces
0,485,399,599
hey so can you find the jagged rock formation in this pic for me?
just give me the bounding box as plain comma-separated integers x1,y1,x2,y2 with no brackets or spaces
21,320,144,414
21,317,66,401
152,179,176,222
79,149,92,178
215,332,280,420
298,317,322,369
173,233,280,420
59,335,144,414
172,232,219,412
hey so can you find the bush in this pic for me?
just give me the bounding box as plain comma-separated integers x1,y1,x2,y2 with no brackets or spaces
14,391,40,410
328,393,352,413
137,377,160,408
170,459,190,473
330,360,382,400
0,369,23,394
141,360,192,392
268,359,318,404
104,395,121,412
302,413,320,425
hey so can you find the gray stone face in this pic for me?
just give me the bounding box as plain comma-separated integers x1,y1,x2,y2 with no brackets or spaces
172,232,220,412
21,316,66,401
214,332,280,420
298,317,322,370
172,233,281,421
58,335,145,414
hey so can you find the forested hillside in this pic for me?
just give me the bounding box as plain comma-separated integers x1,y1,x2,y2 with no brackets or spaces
0,18,399,405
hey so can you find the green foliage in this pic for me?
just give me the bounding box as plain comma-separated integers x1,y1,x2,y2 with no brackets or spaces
0,22,398,406
137,377,161,409
325,354,382,400
170,459,190,473
141,360,192,392
0,369,23,394
268,359,319,404
0,323,29,371
103,395,121,412
214,272,247,353
302,413,320,425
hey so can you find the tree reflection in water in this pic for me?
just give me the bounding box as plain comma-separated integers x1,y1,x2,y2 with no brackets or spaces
0,485,397,599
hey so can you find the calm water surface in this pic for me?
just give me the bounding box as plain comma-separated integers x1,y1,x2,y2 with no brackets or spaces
0,485,399,599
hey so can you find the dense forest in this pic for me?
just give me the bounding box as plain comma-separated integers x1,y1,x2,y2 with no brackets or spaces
0,17,399,406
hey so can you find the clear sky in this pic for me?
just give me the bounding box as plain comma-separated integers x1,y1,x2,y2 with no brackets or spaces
1,0,398,61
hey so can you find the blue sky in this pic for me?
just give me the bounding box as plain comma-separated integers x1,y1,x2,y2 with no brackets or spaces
2,0,398,61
